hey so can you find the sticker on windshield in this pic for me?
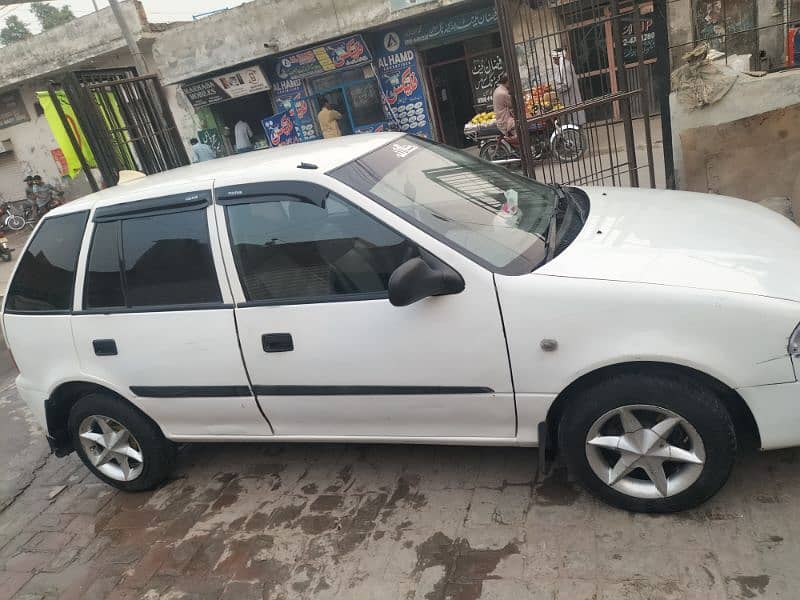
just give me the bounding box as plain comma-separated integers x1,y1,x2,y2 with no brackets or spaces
391,142,418,158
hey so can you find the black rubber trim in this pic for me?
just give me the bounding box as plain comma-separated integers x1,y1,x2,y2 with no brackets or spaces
237,292,388,308
215,181,328,205
73,303,233,315
93,191,211,222
252,385,494,395
4,309,71,316
130,385,252,398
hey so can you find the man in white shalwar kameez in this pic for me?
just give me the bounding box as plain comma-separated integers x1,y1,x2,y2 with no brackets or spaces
551,48,586,125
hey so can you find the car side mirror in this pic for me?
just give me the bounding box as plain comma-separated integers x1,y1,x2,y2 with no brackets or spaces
388,255,465,307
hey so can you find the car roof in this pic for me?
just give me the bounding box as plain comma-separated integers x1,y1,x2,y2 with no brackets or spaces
50,132,405,216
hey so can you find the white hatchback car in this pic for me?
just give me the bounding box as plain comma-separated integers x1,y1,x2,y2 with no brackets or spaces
5,133,800,512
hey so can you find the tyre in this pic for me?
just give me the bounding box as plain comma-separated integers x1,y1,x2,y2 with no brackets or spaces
68,392,176,491
5,214,25,231
558,372,736,512
552,128,587,162
480,140,513,163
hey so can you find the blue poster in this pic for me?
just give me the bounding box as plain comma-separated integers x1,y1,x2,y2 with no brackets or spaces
273,79,320,142
372,31,432,138
261,111,300,147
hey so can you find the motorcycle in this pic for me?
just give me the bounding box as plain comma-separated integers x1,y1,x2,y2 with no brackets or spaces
467,117,587,165
3,200,36,232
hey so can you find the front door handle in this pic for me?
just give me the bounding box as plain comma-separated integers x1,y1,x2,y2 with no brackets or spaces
262,333,294,353
93,339,117,356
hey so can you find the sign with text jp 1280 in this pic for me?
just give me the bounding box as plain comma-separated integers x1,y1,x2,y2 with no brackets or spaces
182,66,271,108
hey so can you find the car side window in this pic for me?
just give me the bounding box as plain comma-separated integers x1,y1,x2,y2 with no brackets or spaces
84,208,222,309
226,192,417,303
6,211,88,312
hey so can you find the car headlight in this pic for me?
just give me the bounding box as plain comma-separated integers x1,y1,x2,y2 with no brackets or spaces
789,323,800,357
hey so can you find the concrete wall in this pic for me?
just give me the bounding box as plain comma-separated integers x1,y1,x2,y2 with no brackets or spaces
671,69,800,202
0,1,147,93
152,0,471,85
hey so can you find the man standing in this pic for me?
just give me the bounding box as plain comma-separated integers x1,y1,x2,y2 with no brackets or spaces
32,175,61,217
492,73,517,142
551,48,586,125
23,176,35,203
317,98,344,139
190,137,216,162
234,119,253,153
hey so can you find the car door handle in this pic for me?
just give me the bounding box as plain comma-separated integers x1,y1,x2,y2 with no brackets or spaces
93,339,117,356
262,333,294,353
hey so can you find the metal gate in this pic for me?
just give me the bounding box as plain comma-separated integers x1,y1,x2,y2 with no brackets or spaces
51,68,189,189
493,0,672,188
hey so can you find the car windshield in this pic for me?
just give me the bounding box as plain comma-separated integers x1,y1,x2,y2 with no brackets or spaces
330,135,557,274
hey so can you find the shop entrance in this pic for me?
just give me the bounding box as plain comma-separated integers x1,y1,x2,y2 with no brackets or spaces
428,60,473,148
210,91,273,151
422,34,503,148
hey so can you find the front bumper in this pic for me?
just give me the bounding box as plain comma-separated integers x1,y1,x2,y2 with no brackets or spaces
739,381,800,450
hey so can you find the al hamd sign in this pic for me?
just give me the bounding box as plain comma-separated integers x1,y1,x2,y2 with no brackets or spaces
182,65,271,108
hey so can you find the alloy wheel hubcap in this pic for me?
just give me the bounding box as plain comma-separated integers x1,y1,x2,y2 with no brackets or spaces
78,415,144,482
585,405,705,499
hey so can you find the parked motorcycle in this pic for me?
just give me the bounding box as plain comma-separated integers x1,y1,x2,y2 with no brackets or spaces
466,117,587,165
3,200,36,232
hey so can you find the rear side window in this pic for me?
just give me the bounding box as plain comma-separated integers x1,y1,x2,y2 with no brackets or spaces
84,209,222,310
6,211,88,313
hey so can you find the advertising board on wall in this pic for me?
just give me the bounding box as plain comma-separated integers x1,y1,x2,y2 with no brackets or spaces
373,30,432,138
182,65,271,108
272,78,320,141
261,111,300,147
274,35,372,81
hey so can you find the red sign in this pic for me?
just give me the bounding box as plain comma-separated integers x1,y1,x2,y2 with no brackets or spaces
51,148,69,177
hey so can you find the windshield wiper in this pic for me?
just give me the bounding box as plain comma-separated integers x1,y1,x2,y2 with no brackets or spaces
545,184,568,261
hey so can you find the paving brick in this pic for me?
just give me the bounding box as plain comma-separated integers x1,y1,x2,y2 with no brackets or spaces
120,542,169,589
3,551,53,573
0,570,32,598
23,532,73,553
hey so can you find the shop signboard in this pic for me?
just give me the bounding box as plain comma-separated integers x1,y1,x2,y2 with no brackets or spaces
275,35,372,81
261,111,300,147
198,128,225,157
400,6,497,47
469,51,504,109
182,65,271,108
373,31,432,138
621,12,656,64
273,79,320,141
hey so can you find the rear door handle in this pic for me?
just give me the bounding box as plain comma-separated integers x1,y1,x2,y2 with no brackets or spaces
93,339,117,356
262,333,294,353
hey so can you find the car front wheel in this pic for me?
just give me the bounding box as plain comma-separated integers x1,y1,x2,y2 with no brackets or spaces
68,392,175,491
559,372,736,512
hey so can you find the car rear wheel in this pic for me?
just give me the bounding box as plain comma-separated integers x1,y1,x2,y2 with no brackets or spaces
558,372,736,512
68,392,176,491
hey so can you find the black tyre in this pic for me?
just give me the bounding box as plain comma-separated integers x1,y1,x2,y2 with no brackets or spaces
552,128,587,162
68,392,176,491
558,372,736,512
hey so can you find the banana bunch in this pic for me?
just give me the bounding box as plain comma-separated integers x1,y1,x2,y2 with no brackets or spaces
469,111,496,125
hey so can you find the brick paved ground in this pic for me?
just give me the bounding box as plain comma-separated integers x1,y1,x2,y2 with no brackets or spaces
1,384,799,599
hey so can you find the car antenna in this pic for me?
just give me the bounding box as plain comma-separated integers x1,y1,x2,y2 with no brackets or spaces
298,162,318,170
